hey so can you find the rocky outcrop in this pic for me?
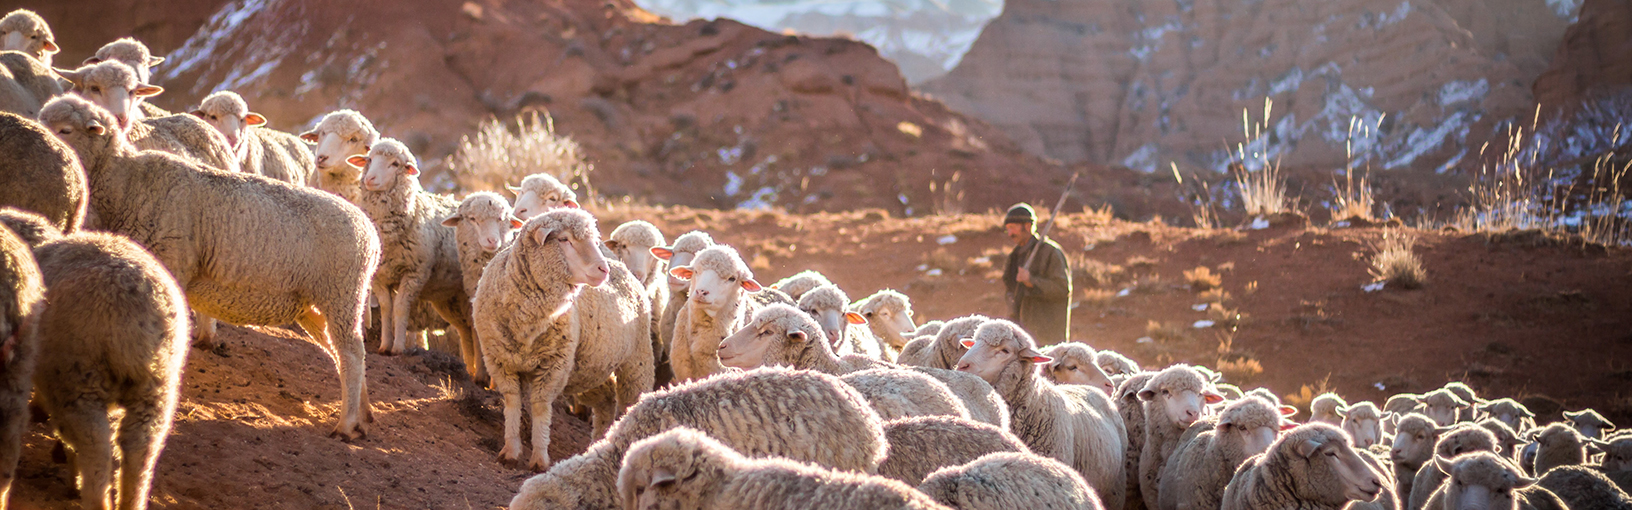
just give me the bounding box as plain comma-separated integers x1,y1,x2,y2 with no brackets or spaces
1532,0,1632,116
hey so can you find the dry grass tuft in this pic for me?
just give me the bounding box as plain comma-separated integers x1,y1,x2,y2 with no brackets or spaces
1216,357,1264,385
1080,288,1117,310
1369,230,1425,289
1284,375,1334,413
1071,255,1128,289
1125,255,1159,272
446,112,592,194
1184,266,1222,291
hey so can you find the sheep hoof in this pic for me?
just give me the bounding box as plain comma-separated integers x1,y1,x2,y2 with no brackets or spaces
528,454,550,473
329,422,367,441
473,374,491,389
496,445,522,467
376,346,403,356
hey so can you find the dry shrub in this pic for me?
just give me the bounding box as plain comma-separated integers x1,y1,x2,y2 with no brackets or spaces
1080,288,1117,310
1207,303,1244,328
446,112,591,194
1369,230,1425,289
1072,255,1127,289
1284,375,1333,412
1125,255,1158,272
1184,266,1222,291
1199,288,1230,304
1216,357,1264,386
1146,320,1193,345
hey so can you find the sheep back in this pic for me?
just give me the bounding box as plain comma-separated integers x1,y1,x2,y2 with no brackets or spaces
129,113,241,173
840,368,969,422
1535,465,1632,510
918,452,1106,510
0,112,86,233
878,416,1029,486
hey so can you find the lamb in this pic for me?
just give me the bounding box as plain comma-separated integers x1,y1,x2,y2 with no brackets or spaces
667,244,762,382
0,46,62,118
1535,465,1632,510
1219,423,1387,510
877,416,1030,486
1138,364,1225,509
509,173,578,219
772,269,833,301
715,303,1010,429
914,320,944,338
1564,409,1616,439
651,230,715,368
509,367,886,510
300,109,379,201
83,38,169,119
1310,393,1347,426
618,427,949,510
840,368,970,421
1408,425,1500,510
1117,372,1156,510
798,283,883,359
1341,401,1386,449
1532,423,1587,476
918,452,1106,510
955,320,1128,509
1097,350,1141,378
40,95,381,439
854,289,917,360
1391,413,1448,502
1157,396,1288,510
1419,452,1568,510
30,230,188,510
191,91,314,185
0,223,42,507
897,314,988,369
1481,398,1537,433
54,61,240,173
1041,341,1117,395
1419,389,1471,427
348,139,476,367
440,192,519,314
0,112,86,233
0,9,56,67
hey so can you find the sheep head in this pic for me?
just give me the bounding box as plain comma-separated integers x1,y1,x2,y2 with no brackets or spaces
0,9,56,66
1563,409,1615,439
53,61,160,130
651,231,715,295
1595,435,1631,473
517,209,610,295
39,95,126,160
1138,365,1223,429
1041,342,1115,396
1277,423,1385,505
604,221,665,287
670,245,760,315
85,37,164,83
796,284,863,351
1339,402,1383,449
510,173,578,219
1431,452,1535,510
1220,396,1288,458
954,320,1050,389
717,304,824,371
618,428,735,510
1478,399,1534,433
302,109,378,172
1390,413,1441,465
347,138,419,193
856,290,915,349
191,90,264,150
1420,389,1469,427
442,192,520,253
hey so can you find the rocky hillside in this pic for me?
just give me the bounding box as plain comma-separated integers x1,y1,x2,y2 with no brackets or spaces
920,0,1578,174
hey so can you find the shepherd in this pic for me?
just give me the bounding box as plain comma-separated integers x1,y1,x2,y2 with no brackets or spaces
1001,197,1073,345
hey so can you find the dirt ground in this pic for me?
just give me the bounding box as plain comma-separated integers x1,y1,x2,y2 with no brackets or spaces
8,205,1631,509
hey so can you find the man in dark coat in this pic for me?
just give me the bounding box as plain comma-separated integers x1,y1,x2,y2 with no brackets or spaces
1001,203,1072,345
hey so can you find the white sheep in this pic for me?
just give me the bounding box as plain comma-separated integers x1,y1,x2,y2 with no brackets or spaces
439,191,518,384
918,452,1106,510
1220,423,1387,509
1138,364,1225,509
191,91,314,185
1041,341,1118,396
472,208,652,470
955,320,1128,509
914,320,944,338
1097,350,1141,378
0,222,42,507
1157,396,1289,510
1382,393,1422,436
1419,452,1567,510
1592,433,1632,495
1407,425,1500,510
0,9,56,67
603,220,672,385
896,314,988,369
0,44,62,118
509,367,887,510
650,230,715,367
509,173,578,219
667,244,762,382
83,38,169,120
1341,401,1385,449
1478,419,1527,465
877,416,1030,486
0,113,86,234
1116,372,1155,510
771,269,832,301
1532,423,1586,476
1310,393,1347,426
853,289,917,360
1479,398,1537,433
840,368,969,421
1564,409,1615,440
1541,465,1632,510
30,230,188,510
54,61,239,173
798,283,883,359
618,427,948,510
41,95,380,439
1419,389,1470,427
300,109,378,201
1390,413,1447,501
1441,382,1481,423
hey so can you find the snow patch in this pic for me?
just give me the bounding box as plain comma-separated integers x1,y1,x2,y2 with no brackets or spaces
1122,143,1161,173
1438,79,1488,107
164,0,274,80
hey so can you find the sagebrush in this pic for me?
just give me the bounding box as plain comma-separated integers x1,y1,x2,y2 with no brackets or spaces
446,112,592,194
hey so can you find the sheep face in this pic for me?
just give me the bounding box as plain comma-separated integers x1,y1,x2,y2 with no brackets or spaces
1096,351,1138,376
1042,344,1115,395
671,247,761,315
1479,400,1533,432
797,286,863,350
349,140,418,192
1421,390,1468,427
511,174,579,219
0,9,57,65
1287,425,1385,504
1432,452,1534,510
1219,398,1286,457
301,110,377,173
1389,414,1439,464
518,210,610,289
954,321,1050,385
1597,436,1631,473
860,299,915,348
442,193,520,253
55,62,160,129
40,95,122,158
1342,414,1381,449
1138,366,1222,429
619,429,732,510
604,240,659,286
1563,410,1614,439
717,305,821,370
191,92,261,149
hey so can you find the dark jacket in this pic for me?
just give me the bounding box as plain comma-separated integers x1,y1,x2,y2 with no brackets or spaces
1003,235,1071,345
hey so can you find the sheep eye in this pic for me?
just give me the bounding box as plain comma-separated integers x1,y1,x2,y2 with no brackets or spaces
90,86,100,93
1163,389,1171,395
1324,450,1336,457
58,128,70,134
728,277,737,282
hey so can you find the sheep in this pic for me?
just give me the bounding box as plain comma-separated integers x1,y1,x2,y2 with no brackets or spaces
604,220,671,386
715,303,1010,429
300,109,378,201
955,319,1128,509
914,320,944,338
83,38,169,120
1532,423,1587,476
0,208,61,246
897,314,988,369
1041,341,1117,395
1564,409,1616,439
1157,396,1288,510
39,95,381,439
618,427,949,510
440,192,518,315
1391,413,1448,502
54,61,239,173
877,416,1030,486
1138,364,1225,509
472,208,652,470
1594,433,1632,494
1097,350,1142,378
772,269,832,301
918,452,1106,510
0,9,55,67
1419,452,1568,510
1349,446,1403,510
853,289,916,360
1341,401,1386,449
1419,389,1471,427
667,244,762,382
1408,425,1500,510
1442,382,1481,423
1480,419,1527,464
840,368,970,421
1383,393,1423,435
0,112,86,234
651,230,715,368
509,367,886,510
1220,423,1386,510
1117,372,1156,510
798,283,883,359
191,91,314,185
1481,398,1537,433
1309,393,1347,426
509,173,578,219
1536,465,1632,510
30,230,188,510
0,223,42,507
0,48,62,119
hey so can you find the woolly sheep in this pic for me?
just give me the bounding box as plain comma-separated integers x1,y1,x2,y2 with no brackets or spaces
1420,452,1567,510
472,208,652,470
41,95,380,439
300,109,379,201
0,47,62,118
1117,372,1155,510
191,91,314,185
955,320,1128,509
0,208,61,246
1480,419,1527,463
0,223,42,507
877,416,1029,486
1540,465,1632,510
31,231,188,510
1532,423,1586,476
715,303,1009,429
1481,398,1537,433
854,289,916,360
83,38,169,119
1594,433,1632,494
1391,413,1449,502
1408,425,1500,510
0,112,86,233
1348,446,1403,510
1041,341,1117,395
772,269,832,301
1138,364,1225,508
605,220,673,386
618,427,948,510
1220,423,1387,510
509,173,578,219
440,192,518,309
1309,393,1347,426
668,244,762,382
896,314,988,369
1097,350,1141,377
1384,393,1424,435
1341,401,1385,449
651,230,714,367
509,367,886,510
798,283,883,359
1564,409,1616,440
840,368,970,421
1157,396,1289,510
0,9,55,65
914,320,944,338
1442,382,1481,423
55,62,240,173
1419,389,1471,427
918,452,1106,510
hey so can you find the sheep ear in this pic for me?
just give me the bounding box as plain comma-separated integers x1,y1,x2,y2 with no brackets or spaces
42,40,58,52
787,330,808,343
1295,437,1326,458
1513,474,1537,489
650,246,675,260
134,85,163,97
1138,389,1157,402
1203,391,1225,405
85,121,106,136
1587,440,1607,454
1021,347,1051,364
149,55,165,66
602,240,622,251
564,199,580,209
345,155,369,168
189,109,206,118
959,339,975,349
1335,407,1349,418
404,164,419,176
1280,406,1300,418
529,225,559,246
649,467,676,487
509,217,524,229
1522,409,1535,418
844,312,866,325
741,279,762,292
1432,455,1453,476
299,131,319,143
245,112,267,126
669,267,694,280
506,184,523,193
53,67,83,86
440,216,462,227
1280,421,1298,431
82,56,103,65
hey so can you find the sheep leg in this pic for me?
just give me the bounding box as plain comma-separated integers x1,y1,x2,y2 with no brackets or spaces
115,396,172,510
613,357,654,419
386,277,428,356
526,369,572,472
298,306,370,439
578,382,617,440
428,297,483,385
492,371,525,467
372,284,396,355
0,390,26,506
189,309,216,349
54,401,114,510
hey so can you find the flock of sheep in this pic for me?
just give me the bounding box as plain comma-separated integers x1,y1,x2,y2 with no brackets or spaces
0,7,1628,510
